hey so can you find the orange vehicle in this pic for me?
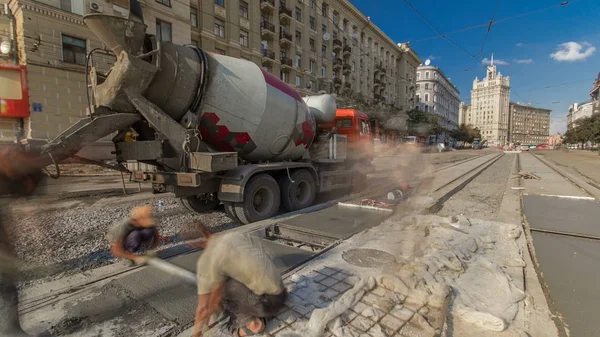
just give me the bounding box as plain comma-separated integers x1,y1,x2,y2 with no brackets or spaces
320,109,374,162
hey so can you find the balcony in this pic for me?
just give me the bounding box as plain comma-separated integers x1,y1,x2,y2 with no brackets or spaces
343,46,352,56
332,39,342,52
261,49,275,65
376,64,386,73
342,63,351,75
260,21,275,38
279,31,292,46
333,78,342,87
260,0,275,12
279,6,292,23
344,82,351,89
332,58,343,70
280,57,293,68
373,67,380,75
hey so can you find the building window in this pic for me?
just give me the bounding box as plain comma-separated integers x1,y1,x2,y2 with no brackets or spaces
417,72,420,79
321,24,327,34
295,31,302,46
309,16,315,30
416,84,420,90
214,0,224,6
309,0,315,8
62,34,86,65
426,72,430,79
240,30,249,47
309,38,315,52
280,71,289,82
333,32,337,40
309,59,315,73
321,44,327,57
425,83,429,90
216,48,226,55
214,19,225,38
425,94,429,102
351,61,355,71
60,0,85,15
296,75,302,87
322,3,328,17
295,7,302,21
332,11,339,25
239,1,249,19
190,7,198,27
321,66,326,77
295,54,301,68
156,19,172,42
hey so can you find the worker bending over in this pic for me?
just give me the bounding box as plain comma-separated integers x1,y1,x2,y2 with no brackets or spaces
108,205,160,265
192,222,286,337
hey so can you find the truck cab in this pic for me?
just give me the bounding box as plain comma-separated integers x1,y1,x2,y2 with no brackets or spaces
327,109,374,162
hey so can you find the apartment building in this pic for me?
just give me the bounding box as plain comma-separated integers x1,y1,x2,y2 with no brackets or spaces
0,0,420,146
470,55,510,146
193,0,420,107
508,102,550,145
415,64,460,137
458,102,471,126
567,100,593,129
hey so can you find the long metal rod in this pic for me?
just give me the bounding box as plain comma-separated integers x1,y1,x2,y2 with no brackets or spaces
146,258,197,285
530,227,600,241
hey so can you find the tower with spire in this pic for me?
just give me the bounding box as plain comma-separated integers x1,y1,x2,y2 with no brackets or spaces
469,54,511,146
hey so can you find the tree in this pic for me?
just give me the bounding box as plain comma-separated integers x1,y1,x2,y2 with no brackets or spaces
450,124,481,143
428,116,445,143
562,115,600,152
406,108,430,136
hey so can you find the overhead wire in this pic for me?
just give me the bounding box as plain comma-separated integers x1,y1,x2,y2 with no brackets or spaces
479,0,501,55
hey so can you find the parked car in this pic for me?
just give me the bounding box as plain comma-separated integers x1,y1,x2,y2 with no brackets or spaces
537,144,551,149
519,145,530,151
472,141,483,150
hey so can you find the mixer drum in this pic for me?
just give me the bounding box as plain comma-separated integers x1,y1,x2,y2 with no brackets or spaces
196,53,316,163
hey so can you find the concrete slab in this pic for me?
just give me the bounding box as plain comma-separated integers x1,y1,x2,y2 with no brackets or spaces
519,153,588,197
276,204,391,239
532,232,600,337
523,195,600,236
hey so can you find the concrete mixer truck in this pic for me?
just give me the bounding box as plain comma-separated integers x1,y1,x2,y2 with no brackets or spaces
37,10,374,224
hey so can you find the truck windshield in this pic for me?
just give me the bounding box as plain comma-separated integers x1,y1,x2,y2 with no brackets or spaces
335,118,352,129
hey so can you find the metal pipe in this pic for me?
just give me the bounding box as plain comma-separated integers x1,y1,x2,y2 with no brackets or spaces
146,257,197,285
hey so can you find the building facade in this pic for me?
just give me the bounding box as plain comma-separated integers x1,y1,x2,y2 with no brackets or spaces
590,72,599,115
469,56,510,146
415,64,460,138
508,102,550,145
0,0,421,145
548,134,562,147
568,100,593,129
458,102,471,126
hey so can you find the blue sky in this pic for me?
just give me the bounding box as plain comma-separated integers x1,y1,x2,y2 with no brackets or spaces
349,0,600,134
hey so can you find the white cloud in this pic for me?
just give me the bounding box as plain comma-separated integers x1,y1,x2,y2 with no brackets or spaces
515,58,533,64
550,42,596,62
516,42,524,47
481,57,509,65
426,55,437,60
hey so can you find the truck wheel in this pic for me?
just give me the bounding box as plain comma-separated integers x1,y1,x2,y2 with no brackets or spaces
223,201,241,223
234,174,281,224
280,169,316,212
180,193,220,213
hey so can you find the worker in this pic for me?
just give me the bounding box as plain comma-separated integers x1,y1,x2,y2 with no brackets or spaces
0,145,75,337
108,205,160,265
192,222,286,337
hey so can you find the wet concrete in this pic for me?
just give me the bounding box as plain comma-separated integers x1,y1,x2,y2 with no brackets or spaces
523,195,600,236
531,233,600,337
520,153,588,197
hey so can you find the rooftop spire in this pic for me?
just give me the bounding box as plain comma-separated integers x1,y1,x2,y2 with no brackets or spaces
491,53,494,66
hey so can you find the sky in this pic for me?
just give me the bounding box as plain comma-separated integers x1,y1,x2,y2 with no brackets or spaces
349,0,600,135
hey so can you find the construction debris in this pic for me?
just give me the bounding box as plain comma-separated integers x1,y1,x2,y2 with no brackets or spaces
514,171,541,180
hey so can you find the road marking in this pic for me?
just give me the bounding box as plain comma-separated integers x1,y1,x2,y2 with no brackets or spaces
537,194,596,201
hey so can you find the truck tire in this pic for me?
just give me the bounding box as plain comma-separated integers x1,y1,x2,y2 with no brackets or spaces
280,169,316,212
223,201,241,223
233,174,281,224
180,193,220,213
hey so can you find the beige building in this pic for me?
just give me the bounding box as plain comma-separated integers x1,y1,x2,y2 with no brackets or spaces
458,102,471,126
508,102,550,145
470,55,510,146
0,0,420,146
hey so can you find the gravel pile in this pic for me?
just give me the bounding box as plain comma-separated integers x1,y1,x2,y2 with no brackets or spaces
7,194,236,283
436,154,514,219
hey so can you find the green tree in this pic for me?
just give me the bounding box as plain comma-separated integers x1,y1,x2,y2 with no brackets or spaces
428,116,445,142
406,108,430,136
563,115,600,152
450,124,481,143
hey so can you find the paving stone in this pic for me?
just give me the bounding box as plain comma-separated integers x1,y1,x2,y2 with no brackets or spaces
290,320,307,331
352,301,369,314
345,275,360,285
361,306,386,321
292,287,314,300
307,281,328,292
373,297,395,313
421,306,445,330
284,293,303,305
322,288,340,300
313,272,329,282
321,267,339,276
367,323,389,337
264,318,286,335
331,272,349,281
273,326,293,336
350,315,376,332
320,277,339,287
341,309,359,323
331,324,364,337
292,302,316,316
403,302,422,313
380,314,405,332
326,317,343,331
332,281,352,293
277,309,301,325
398,318,436,337
391,306,415,321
